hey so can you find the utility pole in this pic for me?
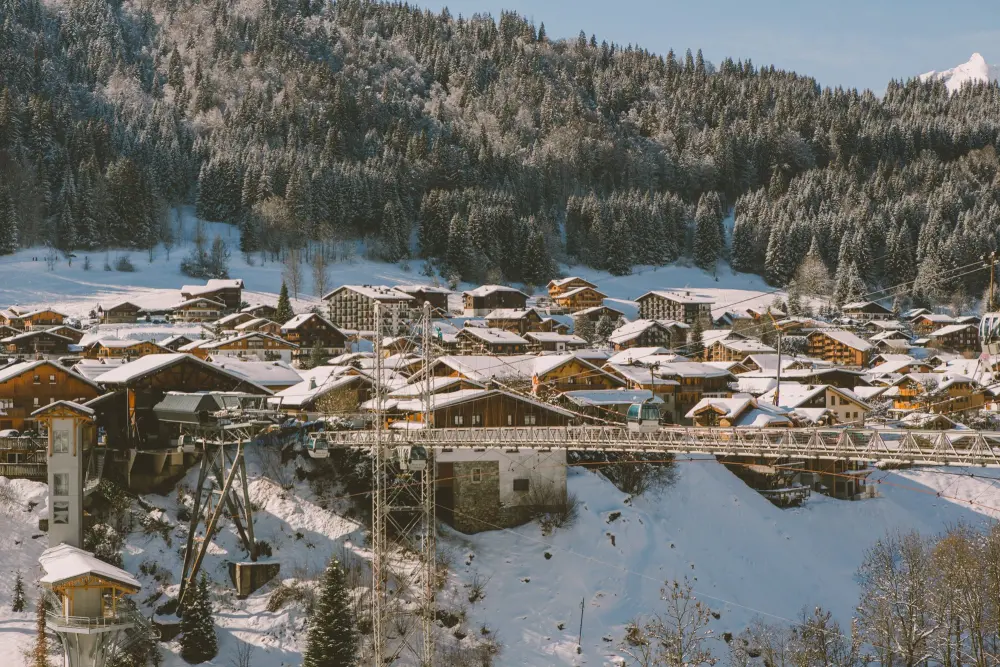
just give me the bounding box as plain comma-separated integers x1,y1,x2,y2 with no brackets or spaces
420,300,437,667
987,251,997,311
371,301,387,664
767,309,783,408
577,597,585,654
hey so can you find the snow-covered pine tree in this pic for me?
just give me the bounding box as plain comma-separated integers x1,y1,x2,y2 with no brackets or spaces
573,316,596,344
275,282,294,324
12,571,26,612
0,187,19,255
693,191,723,273
688,315,706,359
595,314,618,344
605,219,633,277
832,259,866,308
303,558,357,667
180,574,218,664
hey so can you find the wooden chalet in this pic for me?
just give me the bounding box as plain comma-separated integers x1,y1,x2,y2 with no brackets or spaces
160,334,198,351
0,324,19,340
911,313,956,336
484,308,548,335
926,324,979,354
81,339,172,360
608,319,686,351
686,396,793,428
759,383,870,425
213,311,257,331
0,360,101,431
171,297,227,323
704,337,776,362
98,301,142,324
20,308,67,330
47,326,85,344
192,332,298,362
2,329,74,358
242,303,278,320
386,388,574,429
91,354,271,450
456,327,529,355
636,290,714,326
280,313,348,361
573,305,626,324
462,285,529,316
272,369,372,417
806,330,873,367
530,355,624,396
180,278,245,311
885,373,984,415
393,284,452,315
841,301,893,321
547,277,597,298
524,332,588,353
552,286,606,313
234,317,283,336
0,308,24,330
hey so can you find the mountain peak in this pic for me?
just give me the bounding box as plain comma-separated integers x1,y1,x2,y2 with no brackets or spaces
919,53,999,93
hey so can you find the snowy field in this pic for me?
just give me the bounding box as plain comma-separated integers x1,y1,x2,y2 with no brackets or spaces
2,459,1000,666
0,208,788,324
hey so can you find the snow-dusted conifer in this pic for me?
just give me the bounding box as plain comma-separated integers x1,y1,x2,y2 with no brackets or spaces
303,558,356,667
180,574,217,664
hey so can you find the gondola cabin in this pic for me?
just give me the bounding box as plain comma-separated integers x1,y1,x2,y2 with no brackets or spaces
626,401,661,434
396,444,428,472
306,433,329,458
981,312,1000,356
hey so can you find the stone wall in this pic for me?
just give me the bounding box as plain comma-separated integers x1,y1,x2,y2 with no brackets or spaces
450,461,501,533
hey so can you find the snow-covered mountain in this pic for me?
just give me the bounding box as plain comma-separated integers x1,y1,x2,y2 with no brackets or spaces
920,53,1000,93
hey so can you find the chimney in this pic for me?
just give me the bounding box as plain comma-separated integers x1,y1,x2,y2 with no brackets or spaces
309,377,317,390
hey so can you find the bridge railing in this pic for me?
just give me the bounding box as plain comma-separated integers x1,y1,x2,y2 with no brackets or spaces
320,426,1000,466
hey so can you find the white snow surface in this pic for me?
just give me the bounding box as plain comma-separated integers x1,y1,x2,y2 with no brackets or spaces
920,52,1000,93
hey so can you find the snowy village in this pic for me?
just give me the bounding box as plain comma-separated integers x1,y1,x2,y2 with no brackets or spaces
4,0,1000,666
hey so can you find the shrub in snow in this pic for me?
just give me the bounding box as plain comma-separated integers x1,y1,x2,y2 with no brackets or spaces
303,558,356,667
114,255,136,272
180,574,218,664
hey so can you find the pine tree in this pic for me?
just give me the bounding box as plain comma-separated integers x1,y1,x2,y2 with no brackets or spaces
573,316,596,344
693,192,724,273
595,314,617,344
180,574,218,664
12,572,26,612
0,187,19,255
833,259,866,308
275,282,294,324
307,340,325,369
303,558,357,667
688,316,706,359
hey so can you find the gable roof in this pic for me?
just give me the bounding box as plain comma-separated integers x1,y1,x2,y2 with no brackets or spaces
463,284,529,298
636,290,715,305
322,284,414,302
173,297,227,310
685,396,792,427
548,276,596,289
198,332,299,350
180,279,244,296
842,301,892,313
281,312,339,331
928,323,976,338
759,383,870,410
809,329,873,352
2,329,73,344
0,359,102,391
96,353,271,393
608,319,684,345
388,388,575,418
39,544,140,590
485,308,543,320
458,327,528,345
555,285,607,300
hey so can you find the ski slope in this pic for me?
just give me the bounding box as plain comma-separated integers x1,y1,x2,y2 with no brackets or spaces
0,208,788,323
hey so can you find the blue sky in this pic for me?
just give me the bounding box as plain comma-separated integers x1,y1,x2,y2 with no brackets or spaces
420,0,998,92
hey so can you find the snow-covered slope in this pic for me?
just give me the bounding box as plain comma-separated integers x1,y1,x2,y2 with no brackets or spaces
451,460,1000,665
920,53,1000,93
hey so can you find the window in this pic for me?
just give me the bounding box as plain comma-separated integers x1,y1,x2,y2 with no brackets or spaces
524,414,537,426
453,415,464,426
32,375,40,385
513,478,530,492
471,414,482,427
471,468,483,483
33,397,39,407
53,473,69,496
830,396,837,405
53,501,69,524
507,415,513,426
49,375,56,385
53,429,70,454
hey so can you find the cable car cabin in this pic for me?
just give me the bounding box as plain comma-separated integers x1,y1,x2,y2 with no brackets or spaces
626,402,662,434
396,445,428,472
176,434,202,454
306,433,329,459
981,313,1000,355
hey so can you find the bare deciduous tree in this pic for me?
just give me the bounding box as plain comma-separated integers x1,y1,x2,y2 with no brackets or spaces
618,579,717,666
282,247,302,299
312,248,329,298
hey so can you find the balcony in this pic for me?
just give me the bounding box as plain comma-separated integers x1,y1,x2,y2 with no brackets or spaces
46,612,135,634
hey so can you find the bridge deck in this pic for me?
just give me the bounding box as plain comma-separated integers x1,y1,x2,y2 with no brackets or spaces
319,426,1000,466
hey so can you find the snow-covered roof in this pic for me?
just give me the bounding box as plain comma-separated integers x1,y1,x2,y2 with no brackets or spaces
685,396,792,427
555,286,607,300
208,359,302,387
842,301,891,312
658,361,734,379
853,386,889,400
431,355,539,382
548,276,595,288
172,297,226,310
608,319,671,345
734,376,778,396
485,308,542,320
19,307,67,318
393,283,453,295
928,323,976,337
72,358,127,381
574,305,626,318
215,312,253,327
161,334,196,346
387,388,575,418
271,369,364,408
868,358,919,377
902,308,931,320
199,332,298,350
31,400,96,418
712,338,776,354
322,285,415,301
96,353,270,393
463,284,529,298
390,377,484,398
39,544,140,590
562,389,663,407
604,364,681,387
810,329,874,352
524,332,587,345
605,347,670,365
916,313,956,323
281,313,337,331
637,290,715,305
759,383,870,410
181,279,244,296
458,327,528,345
2,329,73,343
234,318,275,331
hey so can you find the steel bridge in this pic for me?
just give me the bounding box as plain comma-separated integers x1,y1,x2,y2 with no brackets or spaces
323,425,1000,467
